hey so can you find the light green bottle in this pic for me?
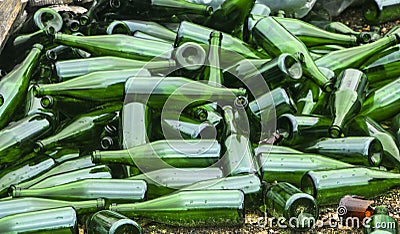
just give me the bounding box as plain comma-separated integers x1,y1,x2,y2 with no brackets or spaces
251,17,332,92
109,190,245,227
87,210,143,234
0,207,78,234
301,167,400,205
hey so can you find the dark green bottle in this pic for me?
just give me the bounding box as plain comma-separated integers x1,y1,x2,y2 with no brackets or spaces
0,207,78,233
34,105,120,153
109,190,245,227
107,20,176,42
364,0,400,24
128,167,223,199
251,17,333,92
52,33,174,60
16,155,94,189
80,0,110,25
87,210,143,234
11,179,147,202
348,117,400,170
224,53,303,92
0,156,55,196
125,76,247,109
359,77,400,122
55,56,175,80
222,105,257,176
275,17,366,47
329,69,368,138
262,182,318,230
0,197,105,218
92,139,221,170
175,21,266,62
301,167,400,205
121,102,150,149
183,174,262,209
23,165,112,189
204,0,255,34
315,34,400,75
364,206,398,234
277,114,331,147
302,137,383,166
0,112,55,165
0,44,43,129
13,26,55,47
257,152,352,187
34,68,151,103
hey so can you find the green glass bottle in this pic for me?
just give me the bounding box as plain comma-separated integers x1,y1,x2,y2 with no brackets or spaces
362,47,400,84
251,17,333,92
23,165,112,189
348,117,400,170
11,179,147,202
0,112,55,165
315,34,400,75
301,167,400,205
329,69,368,138
33,7,63,32
34,68,151,102
262,182,318,230
13,26,55,47
0,197,105,218
125,76,247,109
359,77,400,122
183,174,262,209
222,105,257,176
175,21,266,63
87,210,143,234
275,17,366,47
16,155,94,189
120,0,213,21
121,102,150,149
52,33,174,60
0,156,55,196
0,207,78,233
302,137,383,166
109,190,245,227
128,167,223,199
34,105,120,153
224,53,302,92
0,44,43,129
364,0,400,24
205,0,255,34
107,20,176,42
277,114,331,147
364,206,398,234
58,54,174,78
92,139,221,170
40,95,102,119
257,152,352,187
197,31,224,86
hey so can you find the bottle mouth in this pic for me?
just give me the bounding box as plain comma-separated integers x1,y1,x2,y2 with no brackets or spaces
46,50,57,61
79,15,89,26
194,108,208,122
234,96,248,109
322,81,334,93
33,141,45,153
68,21,80,32
329,125,344,138
101,137,114,150
283,54,303,80
367,139,383,167
110,219,143,234
204,6,213,16
40,95,54,108
357,32,372,44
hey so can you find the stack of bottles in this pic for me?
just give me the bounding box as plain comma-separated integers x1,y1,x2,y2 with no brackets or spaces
0,0,399,232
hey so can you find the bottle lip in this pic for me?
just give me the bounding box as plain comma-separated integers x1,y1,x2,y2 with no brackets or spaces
79,15,90,26
9,185,20,197
322,81,334,93
41,95,54,109
329,125,344,138
33,141,45,153
101,137,114,150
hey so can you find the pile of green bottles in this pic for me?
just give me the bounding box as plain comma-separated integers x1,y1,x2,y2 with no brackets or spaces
0,0,399,233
